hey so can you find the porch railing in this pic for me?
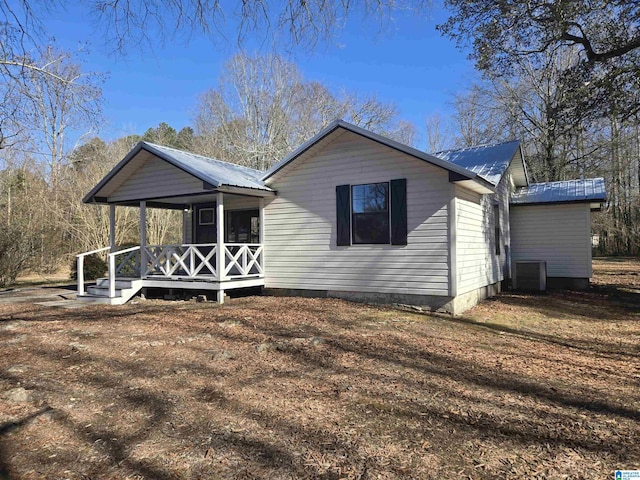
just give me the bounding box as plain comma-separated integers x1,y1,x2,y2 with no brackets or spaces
76,243,264,298
109,246,141,298
76,246,111,296
224,244,264,278
144,244,219,278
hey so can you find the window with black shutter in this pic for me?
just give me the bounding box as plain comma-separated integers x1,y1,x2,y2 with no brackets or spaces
336,185,351,246
336,179,407,246
352,182,390,244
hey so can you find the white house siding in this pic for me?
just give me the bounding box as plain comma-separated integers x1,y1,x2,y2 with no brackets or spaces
510,203,592,278
454,171,511,295
263,131,451,297
107,153,205,202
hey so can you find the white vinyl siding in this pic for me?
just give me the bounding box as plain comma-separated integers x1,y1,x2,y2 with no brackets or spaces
263,130,451,296
510,203,592,278
107,152,205,202
454,171,511,295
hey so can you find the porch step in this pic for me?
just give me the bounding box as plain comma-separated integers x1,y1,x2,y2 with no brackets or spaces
77,279,143,306
86,285,125,297
95,277,136,289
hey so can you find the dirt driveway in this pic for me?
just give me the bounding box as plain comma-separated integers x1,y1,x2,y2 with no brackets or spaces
0,259,638,479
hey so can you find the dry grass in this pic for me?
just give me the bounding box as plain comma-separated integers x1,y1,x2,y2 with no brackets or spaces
0,258,638,479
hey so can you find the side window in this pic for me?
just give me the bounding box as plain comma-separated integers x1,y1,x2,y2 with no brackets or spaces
352,182,390,244
336,179,407,246
494,204,501,255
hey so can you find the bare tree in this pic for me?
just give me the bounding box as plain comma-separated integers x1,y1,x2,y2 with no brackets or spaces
425,112,453,153
20,46,103,187
193,53,415,170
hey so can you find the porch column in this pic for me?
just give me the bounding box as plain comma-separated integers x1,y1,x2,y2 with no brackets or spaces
216,192,225,303
109,204,116,252
140,201,147,278
258,197,264,244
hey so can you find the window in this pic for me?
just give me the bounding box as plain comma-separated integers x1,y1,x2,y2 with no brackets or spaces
494,204,501,255
351,182,390,244
225,209,259,243
198,207,215,225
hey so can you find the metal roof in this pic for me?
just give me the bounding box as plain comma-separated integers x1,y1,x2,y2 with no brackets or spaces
261,119,495,194
432,140,521,186
141,142,269,190
511,178,606,205
83,142,271,204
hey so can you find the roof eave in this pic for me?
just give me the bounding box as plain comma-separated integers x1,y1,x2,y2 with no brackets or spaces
510,197,606,207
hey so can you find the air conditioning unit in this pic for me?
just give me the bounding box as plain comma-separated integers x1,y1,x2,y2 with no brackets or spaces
513,261,547,291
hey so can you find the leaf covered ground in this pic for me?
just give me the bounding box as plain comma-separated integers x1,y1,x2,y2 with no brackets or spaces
0,258,638,479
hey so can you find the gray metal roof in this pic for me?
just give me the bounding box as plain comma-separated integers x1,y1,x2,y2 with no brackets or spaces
511,178,606,205
83,141,271,204
432,140,521,186
261,119,495,194
142,142,269,190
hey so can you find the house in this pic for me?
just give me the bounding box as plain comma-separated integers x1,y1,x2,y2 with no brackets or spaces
78,119,606,313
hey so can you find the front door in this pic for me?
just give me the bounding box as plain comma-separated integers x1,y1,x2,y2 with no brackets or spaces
194,204,217,275
194,204,217,244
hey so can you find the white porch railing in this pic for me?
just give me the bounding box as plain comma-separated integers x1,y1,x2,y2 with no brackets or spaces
76,246,111,296
109,246,141,298
143,244,219,278
76,243,264,299
224,244,264,278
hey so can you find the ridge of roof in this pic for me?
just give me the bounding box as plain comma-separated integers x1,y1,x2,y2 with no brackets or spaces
142,142,265,181
433,139,520,156
431,140,522,186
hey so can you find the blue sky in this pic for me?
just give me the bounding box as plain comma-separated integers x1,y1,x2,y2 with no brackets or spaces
44,2,475,147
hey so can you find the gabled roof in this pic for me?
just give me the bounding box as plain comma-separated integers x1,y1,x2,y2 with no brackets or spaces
432,140,527,187
261,119,495,194
511,178,606,206
83,141,272,204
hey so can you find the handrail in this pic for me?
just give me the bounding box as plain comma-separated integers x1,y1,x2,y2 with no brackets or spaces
108,246,141,298
110,245,141,255
76,246,110,258
76,246,111,296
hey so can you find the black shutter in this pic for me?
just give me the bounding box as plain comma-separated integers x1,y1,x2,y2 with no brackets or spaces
336,184,351,246
390,178,407,245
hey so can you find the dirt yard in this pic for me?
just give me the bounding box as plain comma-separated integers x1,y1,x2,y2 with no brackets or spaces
0,258,638,479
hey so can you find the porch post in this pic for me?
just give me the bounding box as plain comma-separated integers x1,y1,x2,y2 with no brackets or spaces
109,204,116,251
216,192,225,303
258,197,264,244
140,201,147,278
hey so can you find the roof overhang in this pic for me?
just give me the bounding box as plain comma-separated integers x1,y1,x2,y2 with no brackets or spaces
511,145,530,187
510,199,606,211
262,119,495,194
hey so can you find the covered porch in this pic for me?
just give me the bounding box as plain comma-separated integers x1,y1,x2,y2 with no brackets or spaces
77,142,275,305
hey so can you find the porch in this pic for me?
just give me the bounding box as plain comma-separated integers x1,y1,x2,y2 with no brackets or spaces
78,142,275,305
77,191,267,304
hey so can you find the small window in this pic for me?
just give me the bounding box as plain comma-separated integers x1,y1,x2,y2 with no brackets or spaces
494,204,501,255
352,182,390,244
199,208,215,225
